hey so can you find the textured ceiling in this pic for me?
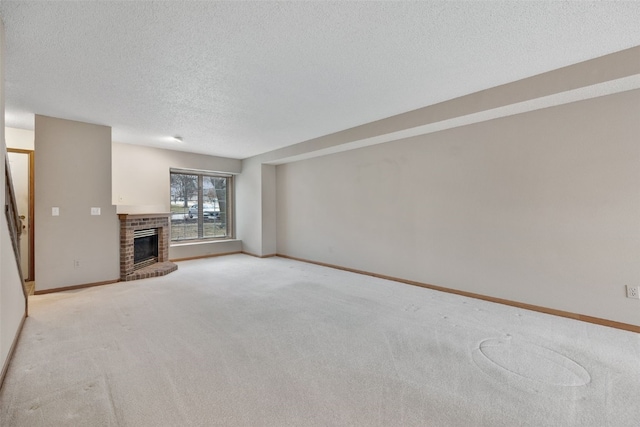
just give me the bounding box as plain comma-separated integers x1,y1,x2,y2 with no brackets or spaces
2,1,640,159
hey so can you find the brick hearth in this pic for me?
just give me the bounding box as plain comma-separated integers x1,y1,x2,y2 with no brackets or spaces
119,213,177,281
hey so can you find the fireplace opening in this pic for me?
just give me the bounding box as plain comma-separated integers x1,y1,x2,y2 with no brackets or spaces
134,228,159,270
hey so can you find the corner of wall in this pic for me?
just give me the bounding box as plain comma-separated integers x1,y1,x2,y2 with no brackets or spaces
34,116,120,291
261,164,276,256
236,158,262,256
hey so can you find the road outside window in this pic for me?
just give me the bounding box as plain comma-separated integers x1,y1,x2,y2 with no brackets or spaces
170,170,233,241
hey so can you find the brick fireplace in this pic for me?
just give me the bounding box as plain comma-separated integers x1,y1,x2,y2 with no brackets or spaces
119,213,177,281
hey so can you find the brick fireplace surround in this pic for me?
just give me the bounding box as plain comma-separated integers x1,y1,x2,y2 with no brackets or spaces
119,213,177,281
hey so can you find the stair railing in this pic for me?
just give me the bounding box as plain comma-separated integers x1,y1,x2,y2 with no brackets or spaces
4,156,28,300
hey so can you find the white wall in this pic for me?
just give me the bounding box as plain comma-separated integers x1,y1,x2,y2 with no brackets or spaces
5,127,34,150
240,46,640,264
261,164,277,256
170,239,242,260
0,18,27,381
236,160,277,257
276,90,640,327
1,215,24,373
236,157,263,256
112,142,242,259
5,127,35,278
112,142,241,213
35,115,119,291
6,151,29,275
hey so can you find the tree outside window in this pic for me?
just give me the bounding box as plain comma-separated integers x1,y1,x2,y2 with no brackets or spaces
170,171,233,241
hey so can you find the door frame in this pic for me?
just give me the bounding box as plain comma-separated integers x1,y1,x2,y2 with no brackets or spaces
7,148,35,281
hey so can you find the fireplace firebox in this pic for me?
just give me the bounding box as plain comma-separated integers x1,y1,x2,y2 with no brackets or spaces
134,228,159,270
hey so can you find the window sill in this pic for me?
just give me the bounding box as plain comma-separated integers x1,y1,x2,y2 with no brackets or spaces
170,238,239,248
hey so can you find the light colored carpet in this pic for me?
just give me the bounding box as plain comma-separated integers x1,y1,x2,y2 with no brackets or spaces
1,254,638,426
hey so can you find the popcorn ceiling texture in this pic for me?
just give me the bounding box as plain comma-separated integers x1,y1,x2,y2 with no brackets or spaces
1,1,640,158
1,255,639,426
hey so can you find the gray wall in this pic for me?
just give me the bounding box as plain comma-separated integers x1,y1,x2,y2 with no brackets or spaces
35,115,119,291
276,91,640,326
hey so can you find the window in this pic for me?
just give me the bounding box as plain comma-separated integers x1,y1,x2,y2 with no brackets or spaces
170,169,233,241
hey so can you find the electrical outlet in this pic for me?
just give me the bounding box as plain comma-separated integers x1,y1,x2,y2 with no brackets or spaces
74,260,80,268
626,285,639,299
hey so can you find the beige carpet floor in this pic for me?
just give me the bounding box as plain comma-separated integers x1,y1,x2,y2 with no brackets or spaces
1,254,639,426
